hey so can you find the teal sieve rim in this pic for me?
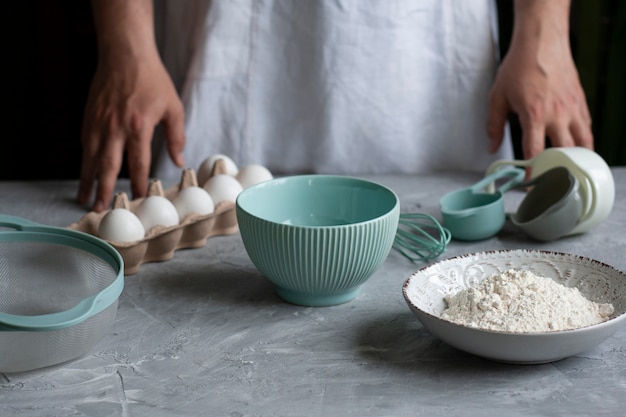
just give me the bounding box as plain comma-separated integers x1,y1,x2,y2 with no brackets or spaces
0,214,124,331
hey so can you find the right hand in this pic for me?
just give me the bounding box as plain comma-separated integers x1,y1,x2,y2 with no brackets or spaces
77,50,186,212
486,0,593,162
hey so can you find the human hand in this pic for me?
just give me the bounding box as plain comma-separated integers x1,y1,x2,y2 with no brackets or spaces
77,52,185,212
487,0,593,161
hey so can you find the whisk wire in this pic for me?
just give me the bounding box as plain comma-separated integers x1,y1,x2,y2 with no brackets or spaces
393,213,451,263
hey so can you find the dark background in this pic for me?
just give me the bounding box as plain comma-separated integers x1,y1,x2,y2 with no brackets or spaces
3,1,624,181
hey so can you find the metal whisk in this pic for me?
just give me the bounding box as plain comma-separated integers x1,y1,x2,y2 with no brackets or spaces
393,213,451,263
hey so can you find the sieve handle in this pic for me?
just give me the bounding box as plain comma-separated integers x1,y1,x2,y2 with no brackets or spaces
0,214,40,230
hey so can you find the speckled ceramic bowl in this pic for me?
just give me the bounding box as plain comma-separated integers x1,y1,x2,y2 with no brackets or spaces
236,175,400,306
402,249,626,364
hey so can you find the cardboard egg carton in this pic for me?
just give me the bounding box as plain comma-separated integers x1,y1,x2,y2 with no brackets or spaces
68,163,238,275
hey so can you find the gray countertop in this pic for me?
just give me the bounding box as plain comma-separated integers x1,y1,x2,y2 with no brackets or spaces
1,169,625,417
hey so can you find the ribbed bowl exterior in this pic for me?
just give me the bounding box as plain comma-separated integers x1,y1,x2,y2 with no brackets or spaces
237,206,399,296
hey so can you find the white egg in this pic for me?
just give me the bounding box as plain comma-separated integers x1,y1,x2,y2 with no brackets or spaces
135,195,180,231
203,174,244,205
98,208,145,242
197,154,239,186
236,164,273,188
172,186,215,220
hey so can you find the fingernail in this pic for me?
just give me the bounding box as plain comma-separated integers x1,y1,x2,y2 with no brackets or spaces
93,200,106,213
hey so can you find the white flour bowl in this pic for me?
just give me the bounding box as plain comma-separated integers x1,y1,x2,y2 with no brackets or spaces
402,250,626,364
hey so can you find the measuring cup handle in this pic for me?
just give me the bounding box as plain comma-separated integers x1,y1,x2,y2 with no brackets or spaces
484,160,531,193
486,159,531,175
469,167,525,194
497,168,526,193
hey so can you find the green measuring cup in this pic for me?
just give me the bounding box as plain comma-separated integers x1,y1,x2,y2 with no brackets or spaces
439,167,525,241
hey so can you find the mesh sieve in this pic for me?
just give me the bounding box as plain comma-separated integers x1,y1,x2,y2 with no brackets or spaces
0,215,124,372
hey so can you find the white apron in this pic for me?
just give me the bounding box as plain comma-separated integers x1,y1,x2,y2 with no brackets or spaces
152,0,513,182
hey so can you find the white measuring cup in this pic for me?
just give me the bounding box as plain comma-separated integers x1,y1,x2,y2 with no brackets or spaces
486,147,614,236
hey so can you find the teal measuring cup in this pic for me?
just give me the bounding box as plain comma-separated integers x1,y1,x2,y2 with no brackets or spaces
440,167,525,241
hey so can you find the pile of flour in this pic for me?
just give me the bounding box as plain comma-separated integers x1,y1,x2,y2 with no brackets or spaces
441,269,614,332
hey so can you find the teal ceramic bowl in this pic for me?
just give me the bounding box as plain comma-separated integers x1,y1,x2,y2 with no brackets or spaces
236,175,400,306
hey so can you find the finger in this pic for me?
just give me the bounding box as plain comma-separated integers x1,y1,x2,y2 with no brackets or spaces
576,85,593,127
519,120,546,162
76,109,101,206
520,125,546,180
486,87,511,153
556,87,593,150
569,118,594,149
126,118,153,200
77,143,98,206
517,93,550,159
546,123,575,148
93,132,126,213
163,104,186,167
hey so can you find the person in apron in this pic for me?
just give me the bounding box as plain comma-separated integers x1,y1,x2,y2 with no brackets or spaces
78,0,593,212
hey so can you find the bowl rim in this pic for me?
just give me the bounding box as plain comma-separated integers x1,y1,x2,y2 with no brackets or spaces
402,249,626,336
235,174,400,229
